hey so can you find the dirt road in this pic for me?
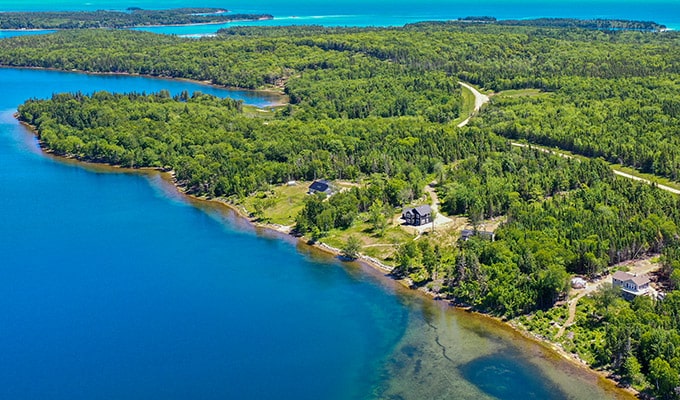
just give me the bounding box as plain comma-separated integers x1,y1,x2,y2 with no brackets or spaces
457,82,489,127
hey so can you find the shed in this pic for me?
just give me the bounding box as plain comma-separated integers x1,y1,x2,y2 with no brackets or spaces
461,229,496,241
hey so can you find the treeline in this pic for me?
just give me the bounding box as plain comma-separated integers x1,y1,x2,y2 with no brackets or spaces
23,91,680,320
453,17,666,32
3,24,679,94
1,24,678,124
0,30,462,122
17,92,498,197
0,8,272,29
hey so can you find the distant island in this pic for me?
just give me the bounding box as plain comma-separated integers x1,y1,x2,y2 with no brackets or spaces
452,16,666,32
0,8,273,30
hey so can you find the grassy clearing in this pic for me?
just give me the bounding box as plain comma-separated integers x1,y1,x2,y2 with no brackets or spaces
242,182,309,226
323,215,414,263
241,104,280,119
460,85,476,115
496,88,551,98
451,84,477,126
240,178,477,266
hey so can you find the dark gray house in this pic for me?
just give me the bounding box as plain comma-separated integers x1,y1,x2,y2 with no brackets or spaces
308,180,334,195
402,205,433,226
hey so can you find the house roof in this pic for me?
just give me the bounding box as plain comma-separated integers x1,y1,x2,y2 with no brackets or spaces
613,271,632,281
308,180,330,192
632,275,651,286
405,205,432,216
613,271,650,286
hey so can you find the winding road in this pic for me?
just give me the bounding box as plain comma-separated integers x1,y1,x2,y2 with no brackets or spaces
457,82,489,128
458,81,680,196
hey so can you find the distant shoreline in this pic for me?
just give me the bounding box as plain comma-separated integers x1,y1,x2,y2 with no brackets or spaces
0,8,273,31
127,15,274,29
0,65,288,106
0,15,272,32
5,19,278,33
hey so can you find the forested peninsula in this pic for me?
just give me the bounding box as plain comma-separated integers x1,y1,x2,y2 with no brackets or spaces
0,8,272,30
5,22,680,397
454,17,666,32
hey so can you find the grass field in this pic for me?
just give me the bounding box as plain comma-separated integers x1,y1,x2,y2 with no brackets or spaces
242,182,309,226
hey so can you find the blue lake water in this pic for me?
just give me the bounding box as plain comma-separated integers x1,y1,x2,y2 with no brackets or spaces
0,0,677,35
0,65,625,400
0,0,657,398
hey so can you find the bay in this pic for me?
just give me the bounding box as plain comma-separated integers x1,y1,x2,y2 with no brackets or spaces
0,68,626,400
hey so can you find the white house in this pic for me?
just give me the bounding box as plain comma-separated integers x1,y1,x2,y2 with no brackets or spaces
612,271,651,297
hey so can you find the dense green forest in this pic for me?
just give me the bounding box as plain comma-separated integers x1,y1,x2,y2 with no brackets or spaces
0,8,272,29
3,22,674,182
478,77,680,181
454,17,666,32
17,92,483,196
18,91,680,320
7,22,680,396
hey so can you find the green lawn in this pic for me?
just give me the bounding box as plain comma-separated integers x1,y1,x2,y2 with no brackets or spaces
323,215,414,263
242,182,309,226
496,88,551,98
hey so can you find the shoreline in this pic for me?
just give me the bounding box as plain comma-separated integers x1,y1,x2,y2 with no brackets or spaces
126,15,274,29
17,118,636,399
0,65,289,106
0,16,274,32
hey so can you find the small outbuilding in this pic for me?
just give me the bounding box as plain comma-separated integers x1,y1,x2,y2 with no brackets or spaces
402,205,432,226
571,277,587,289
461,229,496,241
308,180,334,196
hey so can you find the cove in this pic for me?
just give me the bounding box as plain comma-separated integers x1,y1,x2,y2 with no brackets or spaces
0,67,628,399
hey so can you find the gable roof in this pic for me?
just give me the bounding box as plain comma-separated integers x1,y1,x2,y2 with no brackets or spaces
403,205,432,216
613,271,632,281
613,270,650,286
631,274,651,286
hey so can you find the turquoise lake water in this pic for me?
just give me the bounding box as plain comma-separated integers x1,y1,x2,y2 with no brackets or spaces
0,1,664,398
0,0,678,34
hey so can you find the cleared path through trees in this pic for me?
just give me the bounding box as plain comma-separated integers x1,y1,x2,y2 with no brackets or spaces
555,259,661,339
510,142,680,195
457,82,489,127
459,81,680,196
